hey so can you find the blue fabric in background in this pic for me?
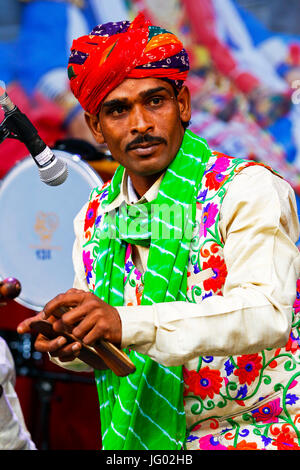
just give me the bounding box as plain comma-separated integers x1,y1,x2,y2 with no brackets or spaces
233,0,300,46
0,39,18,85
14,1,69,95
6,0,128,95
232,0,272,46
267,117,297,164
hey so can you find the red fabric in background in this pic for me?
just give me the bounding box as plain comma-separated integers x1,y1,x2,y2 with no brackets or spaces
16,371,101,450
48,380,101,450
1,301,101,450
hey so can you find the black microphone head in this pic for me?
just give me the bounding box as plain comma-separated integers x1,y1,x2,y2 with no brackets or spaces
38,156,68,186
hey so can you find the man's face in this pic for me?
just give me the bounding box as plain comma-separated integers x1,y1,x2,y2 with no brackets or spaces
87,78,191,178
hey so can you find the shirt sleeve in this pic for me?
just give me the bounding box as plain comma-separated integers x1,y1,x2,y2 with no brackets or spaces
117,165,300,367
0,338,36,450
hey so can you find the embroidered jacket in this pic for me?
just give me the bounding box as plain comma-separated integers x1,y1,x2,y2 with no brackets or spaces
81,152,300,450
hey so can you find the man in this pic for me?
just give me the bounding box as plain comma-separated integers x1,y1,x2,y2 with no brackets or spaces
18,13,300,451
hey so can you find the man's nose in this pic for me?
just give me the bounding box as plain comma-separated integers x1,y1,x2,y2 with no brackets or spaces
129,105,153,134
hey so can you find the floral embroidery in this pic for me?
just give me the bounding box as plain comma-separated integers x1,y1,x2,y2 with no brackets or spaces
285,333,299,354
227,440,258,450
271,425,300,450
234,354,263,386
251,398,282,423
84,199,100,231
293,279,300,313
199,203,218,238
202,255,227,293
186,434,198,443
184,366,223,400
135,284,143,305
82,250,93,285
197,188,208,203
99,189,109,201
198,434,227,450
204,155,231,191
124,245,143,285
82,153,300,451
182,153,300,449
125,259,134,274
212,155,231,172
205,171,228,191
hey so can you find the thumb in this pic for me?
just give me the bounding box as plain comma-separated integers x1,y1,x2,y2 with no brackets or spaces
17,312,44,334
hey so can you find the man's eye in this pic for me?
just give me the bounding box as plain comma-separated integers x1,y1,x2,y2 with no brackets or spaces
150,97,163,105
110,106,126,116
113,107,124,115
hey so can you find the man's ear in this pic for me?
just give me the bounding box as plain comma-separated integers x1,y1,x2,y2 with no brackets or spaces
176,86,191,125
84,112,105,144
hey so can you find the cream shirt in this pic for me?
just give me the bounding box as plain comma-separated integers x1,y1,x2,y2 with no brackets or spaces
0,338,36,450
56,164,300,372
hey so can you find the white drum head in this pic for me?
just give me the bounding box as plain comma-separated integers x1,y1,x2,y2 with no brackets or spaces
0,151,103,310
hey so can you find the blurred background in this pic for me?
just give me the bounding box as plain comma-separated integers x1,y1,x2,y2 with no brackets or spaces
0,0,300,450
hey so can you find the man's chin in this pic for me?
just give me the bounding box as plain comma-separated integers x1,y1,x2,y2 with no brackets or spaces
129,153,175,177
130,163,168,178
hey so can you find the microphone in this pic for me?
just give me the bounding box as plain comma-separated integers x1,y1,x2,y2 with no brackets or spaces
0,86,68,186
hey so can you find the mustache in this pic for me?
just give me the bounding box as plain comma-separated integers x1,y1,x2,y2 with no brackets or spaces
126,134,167,152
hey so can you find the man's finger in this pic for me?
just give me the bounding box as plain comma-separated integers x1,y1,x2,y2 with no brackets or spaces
72,314,99,341
82,324,105,346
56,302,96,328
43,290,88,319
34,334,68,353
17,312,44,334
49,341,82,359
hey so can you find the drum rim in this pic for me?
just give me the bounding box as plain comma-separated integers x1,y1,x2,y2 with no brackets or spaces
0,149,103,190
0,149,103,311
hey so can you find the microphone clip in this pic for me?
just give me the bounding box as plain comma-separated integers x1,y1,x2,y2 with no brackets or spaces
0,116,19,145
0,108,40,153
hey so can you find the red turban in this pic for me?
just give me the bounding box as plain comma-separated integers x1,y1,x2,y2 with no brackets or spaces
67,13,189,115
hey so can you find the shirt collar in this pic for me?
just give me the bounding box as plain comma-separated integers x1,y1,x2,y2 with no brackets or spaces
102,169,164,213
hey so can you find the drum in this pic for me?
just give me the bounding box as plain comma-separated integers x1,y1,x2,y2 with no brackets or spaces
0,151,103,311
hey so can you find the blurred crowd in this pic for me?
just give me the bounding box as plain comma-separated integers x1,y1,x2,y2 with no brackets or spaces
1,0,300,208
1,0,300,450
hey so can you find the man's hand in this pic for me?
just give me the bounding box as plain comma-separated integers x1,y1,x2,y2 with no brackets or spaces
43,288,122,345
17,311,81,362
17,288,122,362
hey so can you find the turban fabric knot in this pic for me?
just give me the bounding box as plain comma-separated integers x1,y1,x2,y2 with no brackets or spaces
67,13,190,115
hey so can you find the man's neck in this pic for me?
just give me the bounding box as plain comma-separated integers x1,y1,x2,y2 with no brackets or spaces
127,170,164,198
